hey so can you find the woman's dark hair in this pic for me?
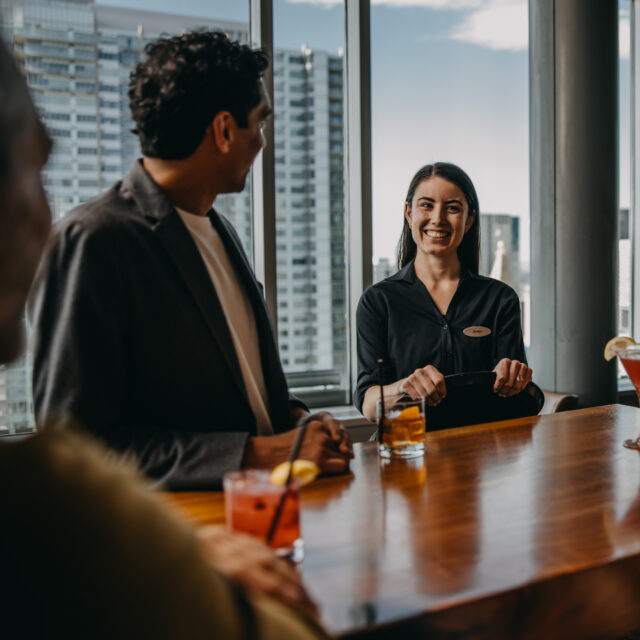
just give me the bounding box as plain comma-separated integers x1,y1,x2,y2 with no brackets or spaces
129,31,269,160
396,162,481,273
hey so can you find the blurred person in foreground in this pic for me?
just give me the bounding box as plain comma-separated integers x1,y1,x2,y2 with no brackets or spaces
31,31,352,489
0,37,327,639
356,162,532,422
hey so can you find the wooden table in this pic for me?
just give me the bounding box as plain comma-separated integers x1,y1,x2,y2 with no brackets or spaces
165,404,640,639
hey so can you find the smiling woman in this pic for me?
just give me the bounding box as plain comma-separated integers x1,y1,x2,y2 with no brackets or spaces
371,0,531,350
355,162,531,422
398,162,480,274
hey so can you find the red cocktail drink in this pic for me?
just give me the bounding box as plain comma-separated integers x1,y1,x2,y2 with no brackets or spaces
223,470,302,560
619,345,640,450
621,353,640,395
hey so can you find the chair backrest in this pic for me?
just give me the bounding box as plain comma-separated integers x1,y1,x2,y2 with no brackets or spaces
541,390,579,414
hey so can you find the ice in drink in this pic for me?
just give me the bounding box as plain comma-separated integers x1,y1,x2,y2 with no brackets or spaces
381,405,426,447
377,398,426,458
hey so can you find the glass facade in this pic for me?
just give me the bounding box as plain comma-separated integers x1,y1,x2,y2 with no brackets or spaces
0,0,350,432
370,1,530,348
619,0,631,381
0,0,252,433
271,0,348,405
0,0,636,433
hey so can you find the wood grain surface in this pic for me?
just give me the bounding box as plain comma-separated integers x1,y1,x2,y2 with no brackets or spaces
164,404,640,639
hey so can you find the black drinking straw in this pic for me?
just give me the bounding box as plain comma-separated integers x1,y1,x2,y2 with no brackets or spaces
377,358,385,443
266,417,310,546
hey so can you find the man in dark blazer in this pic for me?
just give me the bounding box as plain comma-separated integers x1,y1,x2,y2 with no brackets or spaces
31,31,353,489
0,36,326,638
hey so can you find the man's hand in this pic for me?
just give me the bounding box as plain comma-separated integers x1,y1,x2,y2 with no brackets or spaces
492,358,533,397
196,525,318,619
399,364,447,407
243,412,353,474
297,411,353,471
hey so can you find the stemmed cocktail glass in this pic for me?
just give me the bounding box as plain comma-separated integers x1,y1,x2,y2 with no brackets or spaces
618,345,640,449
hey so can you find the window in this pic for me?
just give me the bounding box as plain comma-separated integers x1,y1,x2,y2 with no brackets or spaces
46,112,71,121
272,0,349,406
1,0,372,435
619,0,632,383
371,1,530,348
50,128,72,138
0,0,252,435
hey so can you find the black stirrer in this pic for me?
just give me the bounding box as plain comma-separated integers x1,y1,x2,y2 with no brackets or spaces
266,417,310,546
377,358,385,443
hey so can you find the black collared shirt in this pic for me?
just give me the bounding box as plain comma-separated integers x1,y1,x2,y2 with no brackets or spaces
355,261,527,411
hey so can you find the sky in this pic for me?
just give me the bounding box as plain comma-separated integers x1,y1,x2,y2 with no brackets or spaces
99,0,632,271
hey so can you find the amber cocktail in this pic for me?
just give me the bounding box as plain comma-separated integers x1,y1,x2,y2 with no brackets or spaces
223,470,302,561
377,396,426,458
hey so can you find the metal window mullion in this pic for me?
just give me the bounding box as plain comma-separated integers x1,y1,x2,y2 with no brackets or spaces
632,0,640,340
345,0,372,397
250,0,278,328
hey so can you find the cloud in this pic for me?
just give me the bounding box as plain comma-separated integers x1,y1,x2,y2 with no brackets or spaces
373,0,483,6
450,1,528,51
286,0,483,8
288,0,628,58
285,0,340,5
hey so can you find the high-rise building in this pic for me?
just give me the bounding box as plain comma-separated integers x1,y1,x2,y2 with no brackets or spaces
1,0,248,226
619,208,631,337
373,257,394,283
479,213,520,290
0,0,347,431
273,46,346,379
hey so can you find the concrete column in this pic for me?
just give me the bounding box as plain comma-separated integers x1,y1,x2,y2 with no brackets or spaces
530,0,618,406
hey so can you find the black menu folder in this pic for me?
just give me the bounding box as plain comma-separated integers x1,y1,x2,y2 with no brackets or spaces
424,371,544,431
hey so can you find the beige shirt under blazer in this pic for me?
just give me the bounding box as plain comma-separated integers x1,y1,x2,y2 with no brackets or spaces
177,208,273,435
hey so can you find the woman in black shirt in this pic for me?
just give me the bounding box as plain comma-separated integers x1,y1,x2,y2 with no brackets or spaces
356,162,532,421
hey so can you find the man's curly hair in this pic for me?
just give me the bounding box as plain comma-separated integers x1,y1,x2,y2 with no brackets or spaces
129,31,269,160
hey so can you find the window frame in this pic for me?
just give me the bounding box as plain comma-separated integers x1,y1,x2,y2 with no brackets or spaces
632,0,640,342
249,0,372,408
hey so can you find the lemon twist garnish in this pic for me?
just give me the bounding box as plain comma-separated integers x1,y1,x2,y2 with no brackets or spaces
604,336,636,362
270,459,319,487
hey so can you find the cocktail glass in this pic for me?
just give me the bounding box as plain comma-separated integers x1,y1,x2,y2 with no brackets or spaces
223,470,303,562
619,345,640,449
376,396,426,458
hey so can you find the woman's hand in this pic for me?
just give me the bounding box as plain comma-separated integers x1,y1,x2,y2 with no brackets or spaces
197,525,319,620
492,358,532,397
399,365,447,407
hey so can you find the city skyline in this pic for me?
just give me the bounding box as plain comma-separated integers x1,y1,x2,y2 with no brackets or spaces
0,0,350,431
0,0,632,432
13,0,632,268
95,0,633,268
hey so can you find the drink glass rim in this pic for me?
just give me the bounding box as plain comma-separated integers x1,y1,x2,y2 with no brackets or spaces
224,469,272,482
376,395,426,407
620,345,640,358
223,469,300,491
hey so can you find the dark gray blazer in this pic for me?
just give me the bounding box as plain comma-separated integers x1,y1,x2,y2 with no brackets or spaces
31,161,306,489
